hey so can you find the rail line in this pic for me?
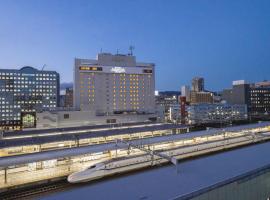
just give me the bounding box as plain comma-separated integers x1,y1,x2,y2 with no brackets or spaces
1,133,269,199
1,180,71,200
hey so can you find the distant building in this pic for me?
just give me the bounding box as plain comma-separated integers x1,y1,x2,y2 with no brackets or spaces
59,87,73,108
192,77,204,92
179,96,187,124
36,110,158,129
255,81,270,88
168,104,180,123
155,91,180,121
181,85,191,102
187,103,247,125
222,80,250,105
74,53,155,115
190,91,214,104
59,94,65,107
64,87,73,108
222,80,270,120
249,82,270,119
0,66,60,130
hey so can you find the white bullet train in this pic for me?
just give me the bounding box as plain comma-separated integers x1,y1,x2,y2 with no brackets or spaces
68,154,168,183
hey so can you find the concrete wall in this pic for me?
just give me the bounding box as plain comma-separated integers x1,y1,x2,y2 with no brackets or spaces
36,110,159,129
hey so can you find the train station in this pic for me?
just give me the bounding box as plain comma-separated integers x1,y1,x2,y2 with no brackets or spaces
0,122,270,193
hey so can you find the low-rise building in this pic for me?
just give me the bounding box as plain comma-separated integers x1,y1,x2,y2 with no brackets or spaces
36,110,159,129
155,91,180,121
168,104,180,123
187,103,247,125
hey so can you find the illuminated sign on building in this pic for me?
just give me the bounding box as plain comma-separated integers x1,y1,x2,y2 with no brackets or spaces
79,66,103,71
111,67,126,73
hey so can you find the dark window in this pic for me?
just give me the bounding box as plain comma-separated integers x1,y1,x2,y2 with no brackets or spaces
64,114,69,119
143,69,152,74
106,119,116,123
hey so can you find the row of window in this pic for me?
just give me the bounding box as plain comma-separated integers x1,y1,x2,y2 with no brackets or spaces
0,77,57,81
0,72,56,76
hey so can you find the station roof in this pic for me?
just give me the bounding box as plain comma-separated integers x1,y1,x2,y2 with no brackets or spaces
0,124,187,148
0,122,269,168
36,142,270,200
3,121,157,138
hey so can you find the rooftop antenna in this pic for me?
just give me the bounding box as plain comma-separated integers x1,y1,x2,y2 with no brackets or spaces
100,48,103,53
41,64,46,71
129,45,135,55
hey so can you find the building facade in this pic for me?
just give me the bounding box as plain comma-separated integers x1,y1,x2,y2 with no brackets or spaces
192,77,204,92
168,104,181,123
0,66,59,130
155,91,180,121
181,85,191,103
222,80,270,120
187,103,247,125
222,80,250,105
250,82,270,119
190,91,214,104
36,110,158,129
64,87,73,108
74,53,155,115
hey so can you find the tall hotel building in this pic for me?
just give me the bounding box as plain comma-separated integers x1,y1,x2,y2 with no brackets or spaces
74,53,155,115
0,66,60,130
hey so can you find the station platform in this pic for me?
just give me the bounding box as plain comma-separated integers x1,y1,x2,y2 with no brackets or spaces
0,123,188,157
0,122,269,192
37,141,270,200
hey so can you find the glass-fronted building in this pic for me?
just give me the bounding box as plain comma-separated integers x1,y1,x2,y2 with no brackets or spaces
0,66,60,130
187,103,248,125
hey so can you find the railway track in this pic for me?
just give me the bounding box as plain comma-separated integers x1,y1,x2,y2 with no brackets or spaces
1,180,71,200
1,133,269,199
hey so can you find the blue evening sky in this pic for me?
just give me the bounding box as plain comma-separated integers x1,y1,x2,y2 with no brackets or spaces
0,0,269,91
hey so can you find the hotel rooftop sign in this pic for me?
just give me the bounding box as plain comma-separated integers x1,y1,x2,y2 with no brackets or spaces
110,67,126,73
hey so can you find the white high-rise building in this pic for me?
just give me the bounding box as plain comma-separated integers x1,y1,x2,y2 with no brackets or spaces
181,85,191,102
74,53,155,115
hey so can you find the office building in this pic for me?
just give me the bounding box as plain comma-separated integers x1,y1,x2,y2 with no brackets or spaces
74,53,155,115
249,81,270,119
190,91,214,104
155,91,180,120
181,85,191,102
192,77,204,92
222,80,250,105
222,80,270,119
0,66,60,130
64,87,73,108
187,103,247,125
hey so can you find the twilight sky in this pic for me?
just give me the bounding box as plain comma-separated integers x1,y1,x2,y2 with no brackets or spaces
0,0,269,91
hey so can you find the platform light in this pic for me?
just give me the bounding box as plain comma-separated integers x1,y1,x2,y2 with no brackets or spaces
28,162,37,171
43,159,57,168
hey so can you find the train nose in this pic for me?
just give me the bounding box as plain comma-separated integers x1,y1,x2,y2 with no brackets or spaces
67,174,73,183
67,174,76,183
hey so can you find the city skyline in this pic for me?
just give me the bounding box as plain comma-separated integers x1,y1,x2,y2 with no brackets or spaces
0,0,270,91
1,1,270,198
